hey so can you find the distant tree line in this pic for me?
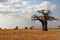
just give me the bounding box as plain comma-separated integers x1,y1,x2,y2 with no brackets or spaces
25,26,34,29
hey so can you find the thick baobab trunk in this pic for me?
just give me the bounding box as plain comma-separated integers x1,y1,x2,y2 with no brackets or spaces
42,14,48,31
44,21,48,31
42,22,44,31
42,21,48,31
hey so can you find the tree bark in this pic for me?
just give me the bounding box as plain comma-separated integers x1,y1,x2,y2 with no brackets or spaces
42,22,44,31
42,14,48,31
44,21,48,31
42,21,48,31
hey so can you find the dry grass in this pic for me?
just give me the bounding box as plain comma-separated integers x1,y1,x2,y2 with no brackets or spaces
0,29,60,40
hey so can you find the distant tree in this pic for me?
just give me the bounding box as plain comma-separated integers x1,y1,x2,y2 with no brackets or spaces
31,10,58,31
58,26,60,29
15,26,18,30
4,28,6,29
25,27,28,29
0,28,2,29
30,26,33,29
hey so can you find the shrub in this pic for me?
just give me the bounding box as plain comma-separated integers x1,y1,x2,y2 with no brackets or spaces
15,26,18,30
25,27,28,29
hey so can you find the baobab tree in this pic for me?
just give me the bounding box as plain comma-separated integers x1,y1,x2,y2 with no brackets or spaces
31,10,58,31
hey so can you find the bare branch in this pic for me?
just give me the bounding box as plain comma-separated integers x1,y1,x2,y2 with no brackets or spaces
48,16,58,21
31,14,43,22
37,10,45,15
46,10,52,15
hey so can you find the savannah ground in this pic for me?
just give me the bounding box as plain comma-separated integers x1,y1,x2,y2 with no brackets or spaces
0,29,60,40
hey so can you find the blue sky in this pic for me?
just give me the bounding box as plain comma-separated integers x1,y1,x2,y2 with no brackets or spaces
0,0,60,29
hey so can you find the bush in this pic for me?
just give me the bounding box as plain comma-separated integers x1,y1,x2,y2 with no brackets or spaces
0,28,2,29
25,27,28,29
14,26,18,30
30,26,33,29
58,26,60,29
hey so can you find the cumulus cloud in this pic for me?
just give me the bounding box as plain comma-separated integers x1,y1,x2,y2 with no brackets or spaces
0,1,57,14
0,0,58,28
0,0,8,3
34,1,57,11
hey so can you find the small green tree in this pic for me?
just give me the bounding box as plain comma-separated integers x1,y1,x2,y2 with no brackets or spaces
31,10,58,31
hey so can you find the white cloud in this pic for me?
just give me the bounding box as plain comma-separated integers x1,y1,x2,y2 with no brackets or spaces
3,0,19,4
50,4,57,11
34,1,57,11
22,1,29,6
0,1,57,13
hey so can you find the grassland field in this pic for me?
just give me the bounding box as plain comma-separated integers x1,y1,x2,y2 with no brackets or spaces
0,29,60,40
